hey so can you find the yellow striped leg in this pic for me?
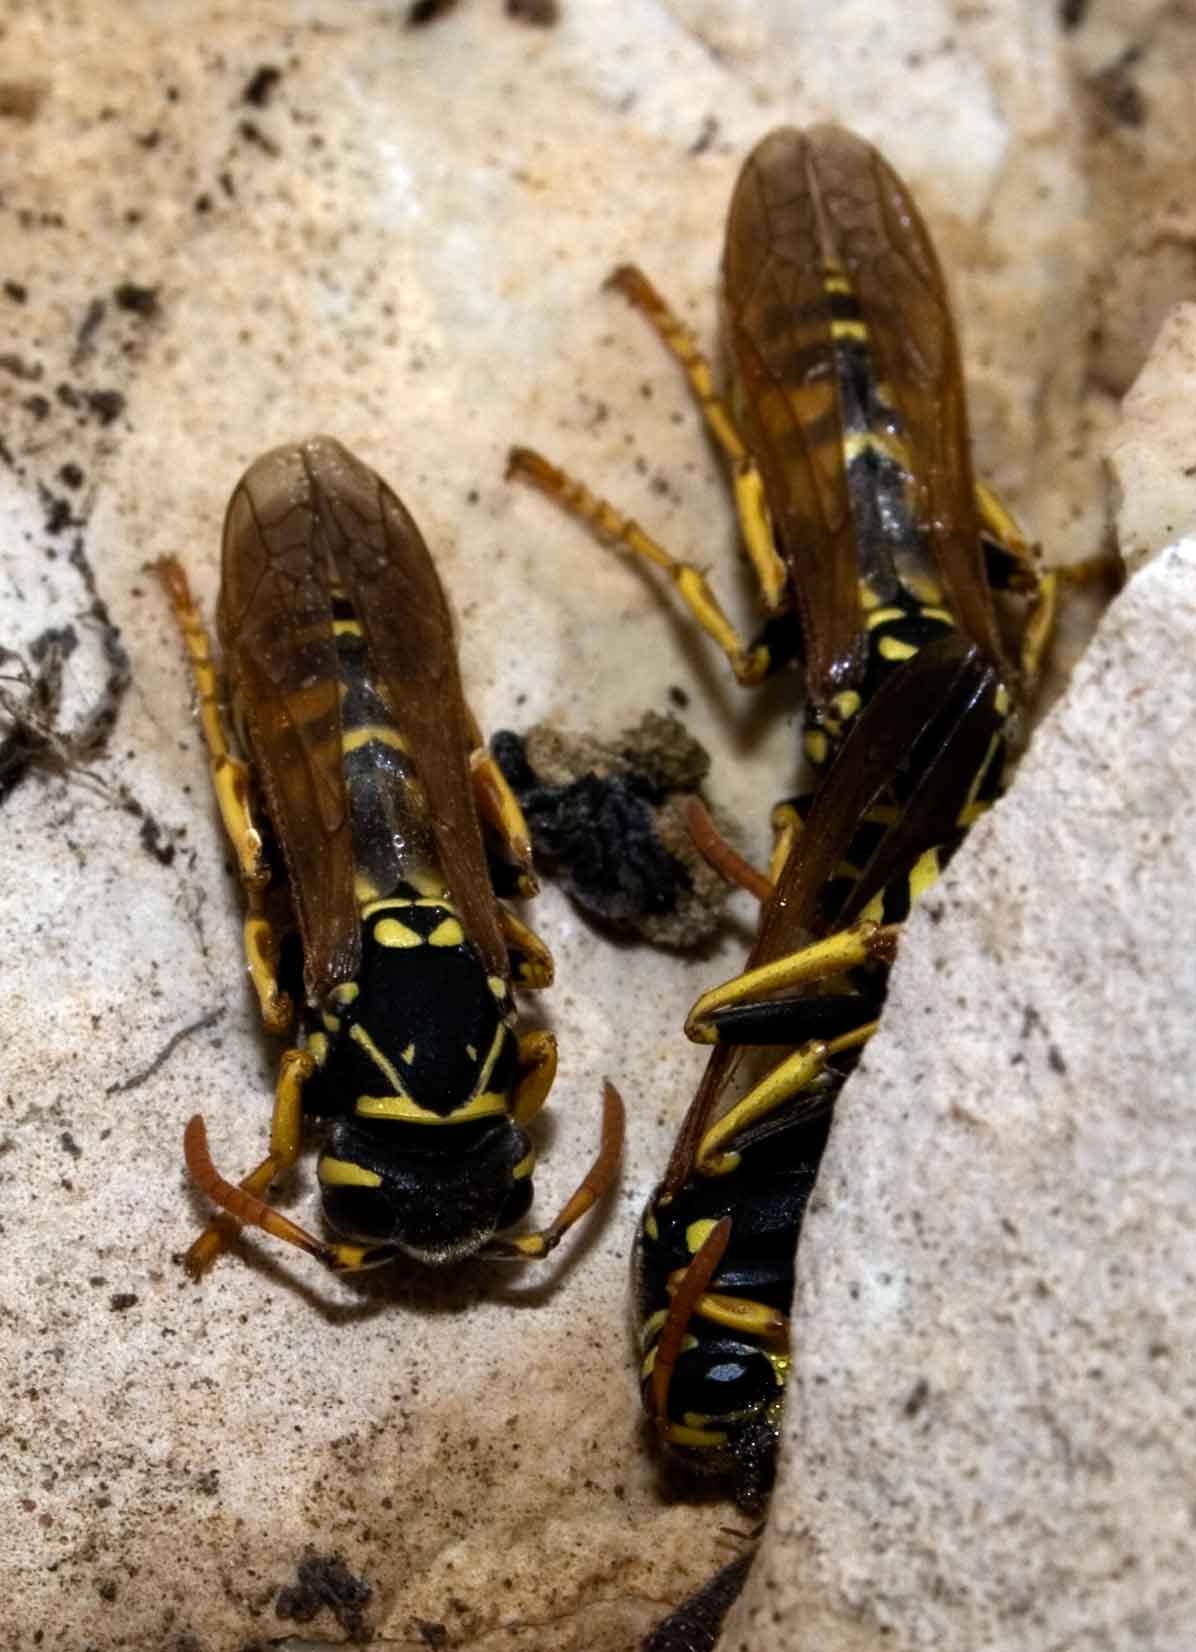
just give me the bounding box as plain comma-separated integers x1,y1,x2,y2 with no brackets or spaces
506,447,771,686
499,905,554,989
694,1023,877,1177
464,702,539,899
686,922,899,1044
606,264,788,613
154,556,291,1035
183,1048,314,1278
511,1029,558,1126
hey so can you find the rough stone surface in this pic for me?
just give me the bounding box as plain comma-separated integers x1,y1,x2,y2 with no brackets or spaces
1108,303,1196,575
0,3,1186,1649
721,540,1196,1641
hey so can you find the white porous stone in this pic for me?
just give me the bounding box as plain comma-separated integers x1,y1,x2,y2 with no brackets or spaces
721,540,1196,1649
1109,303,1196,575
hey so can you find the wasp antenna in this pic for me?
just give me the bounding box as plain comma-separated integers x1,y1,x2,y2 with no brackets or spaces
684,796,773,902
182,1115,329,1269
651,1215,733,1427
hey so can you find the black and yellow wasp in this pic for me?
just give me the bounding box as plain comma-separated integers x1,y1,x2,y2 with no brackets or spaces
508,126,1054,1495
156,436,622,1278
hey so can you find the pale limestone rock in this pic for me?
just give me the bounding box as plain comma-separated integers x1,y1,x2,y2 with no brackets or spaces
721,551,1196,1647
1109,304,1196,575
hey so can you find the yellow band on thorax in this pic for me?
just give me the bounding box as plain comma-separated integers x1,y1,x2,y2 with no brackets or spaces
354,1088,510,1125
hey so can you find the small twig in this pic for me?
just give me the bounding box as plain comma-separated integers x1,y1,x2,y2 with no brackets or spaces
106,1007,225,1096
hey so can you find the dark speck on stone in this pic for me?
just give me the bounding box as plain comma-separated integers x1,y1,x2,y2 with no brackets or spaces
114,282,160,317
86,389,125,426
243,65,282,108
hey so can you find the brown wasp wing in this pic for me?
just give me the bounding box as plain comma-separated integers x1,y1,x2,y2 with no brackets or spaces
722,125,864,708
839,645,1000,926
300,437,508,985
749,631,995,970
806,125,1009,678
660,632,991,1195
219,442,359,1004
723,126,1010,706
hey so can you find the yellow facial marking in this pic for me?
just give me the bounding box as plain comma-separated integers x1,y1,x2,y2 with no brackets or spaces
686,1218,721,1255
488,975,507,998
878,634,918,663
465,1044,477,1062
512,1146,536,1181
330,982,359,1006
831,689,861,722
428,916,465,948
643,1208,659,1242
995,683,1011,717
322,1010,340,1034
401,1042,416,1064
374,917,422,949
318,1155,382,1189
306,1031,329,1067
